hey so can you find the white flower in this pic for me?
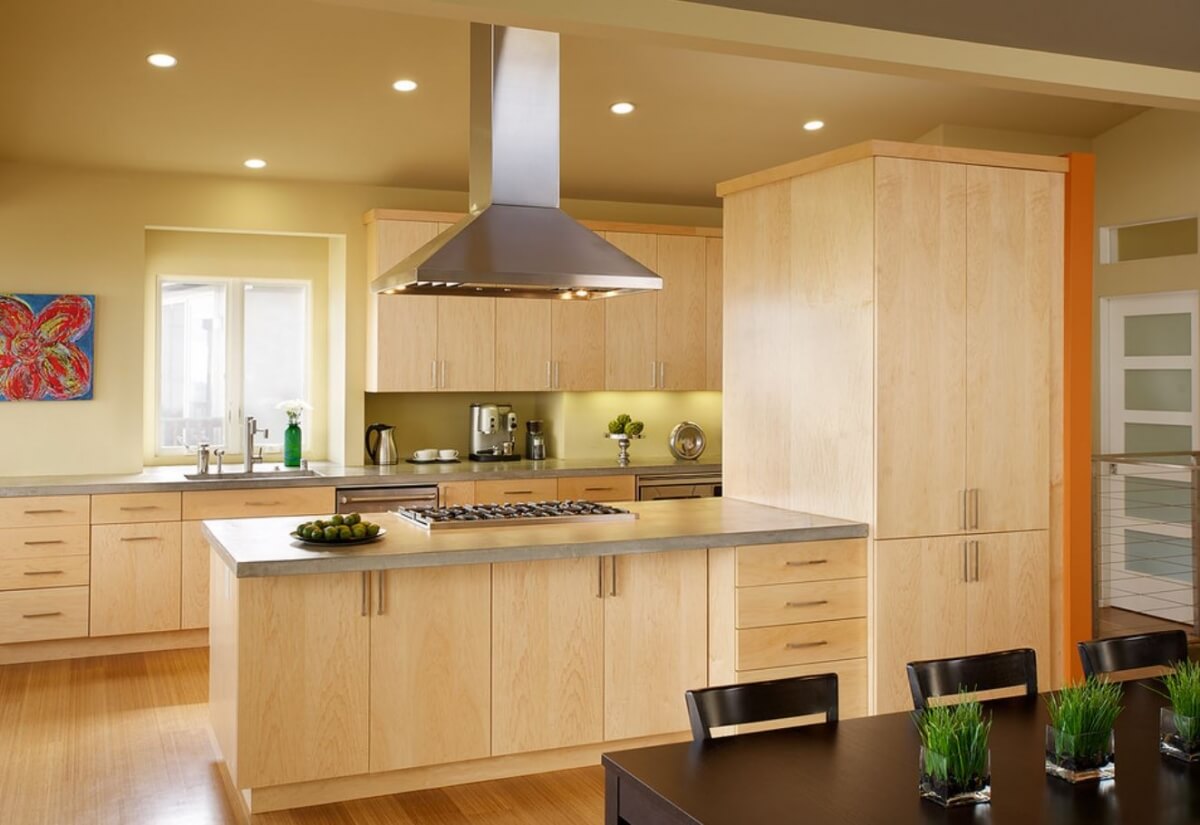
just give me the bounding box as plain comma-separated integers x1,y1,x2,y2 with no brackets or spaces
275,399,313,418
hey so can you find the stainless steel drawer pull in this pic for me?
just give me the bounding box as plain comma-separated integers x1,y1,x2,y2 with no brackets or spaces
785,559,828,567
120,536,159,542
23,509,65,515
786,599,829,608
23,570,64,576
505,490,534,495
377,570,386,616
786,640,828,650
584,486,614,492
119,505,159,511
24,540,64,546
22,611,63,619
245,501,283,507
361,571,370,617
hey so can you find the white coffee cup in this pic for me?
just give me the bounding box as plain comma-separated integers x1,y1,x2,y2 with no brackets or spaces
438,449,459,461
414,448,438,461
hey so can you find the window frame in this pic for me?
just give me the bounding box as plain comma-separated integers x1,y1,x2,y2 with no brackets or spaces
154,274,313,458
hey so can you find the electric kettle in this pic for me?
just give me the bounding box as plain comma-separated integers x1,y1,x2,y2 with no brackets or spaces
365,423,399,465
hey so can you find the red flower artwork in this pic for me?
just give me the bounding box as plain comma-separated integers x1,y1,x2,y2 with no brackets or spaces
0,294,94,401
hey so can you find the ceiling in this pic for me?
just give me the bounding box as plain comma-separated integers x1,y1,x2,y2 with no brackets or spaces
2,0,1141,206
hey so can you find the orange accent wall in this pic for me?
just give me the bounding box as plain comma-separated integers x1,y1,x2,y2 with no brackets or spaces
1063,152,1095,681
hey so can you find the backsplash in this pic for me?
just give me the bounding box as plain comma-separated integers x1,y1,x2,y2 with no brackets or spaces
362,391,721,463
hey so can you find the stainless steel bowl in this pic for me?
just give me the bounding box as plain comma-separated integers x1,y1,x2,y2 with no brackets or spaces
668,421,706,460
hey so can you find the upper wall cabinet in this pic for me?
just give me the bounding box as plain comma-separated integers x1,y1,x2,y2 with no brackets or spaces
365,211,722,393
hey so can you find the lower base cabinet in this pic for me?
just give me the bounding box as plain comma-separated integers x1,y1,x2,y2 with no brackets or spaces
90,522,181,637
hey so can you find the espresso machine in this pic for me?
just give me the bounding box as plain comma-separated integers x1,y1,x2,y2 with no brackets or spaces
469,403,520,461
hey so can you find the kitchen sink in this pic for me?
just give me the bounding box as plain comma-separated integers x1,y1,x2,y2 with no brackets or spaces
184,466,322,481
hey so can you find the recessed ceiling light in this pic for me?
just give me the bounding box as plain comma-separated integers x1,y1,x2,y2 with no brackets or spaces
803,119,825,132
610,101,635,115
392,79,418,92
243,158,267,169
146,53,177,68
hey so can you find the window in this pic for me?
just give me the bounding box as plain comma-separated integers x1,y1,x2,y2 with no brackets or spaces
157,277,310,456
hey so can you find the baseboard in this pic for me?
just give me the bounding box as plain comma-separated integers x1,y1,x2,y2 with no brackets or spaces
243,731,691,814
0,628,208,665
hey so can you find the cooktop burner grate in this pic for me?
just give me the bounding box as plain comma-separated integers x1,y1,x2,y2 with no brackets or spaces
394,500,638,530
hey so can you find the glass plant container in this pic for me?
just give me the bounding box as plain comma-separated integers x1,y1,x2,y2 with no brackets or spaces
919,747,991,807
1160,708,1200,763
1045,727,1115,782
283,416,302,468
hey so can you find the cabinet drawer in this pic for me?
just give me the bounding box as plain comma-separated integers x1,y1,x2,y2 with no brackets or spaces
737,617,867,671
0,525,89,560
474,479,558,504
0,496,90,528
736,658,868,719
0,586,89,643
91,492,181,524
90,522,182,637
182,486,335,520
0,556,90,591
736,577,866,629
736,539,866,587
557,475,635,502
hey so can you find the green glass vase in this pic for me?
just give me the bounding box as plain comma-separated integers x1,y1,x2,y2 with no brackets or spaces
284,421,302,467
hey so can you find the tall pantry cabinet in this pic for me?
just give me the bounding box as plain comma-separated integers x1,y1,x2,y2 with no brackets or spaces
718,142,1066,715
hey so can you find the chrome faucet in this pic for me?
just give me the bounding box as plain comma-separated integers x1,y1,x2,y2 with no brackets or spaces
244,417,268,473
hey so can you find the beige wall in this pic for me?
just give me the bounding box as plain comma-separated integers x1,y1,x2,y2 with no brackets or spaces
0,160,721,477
915,123,1092,155
1091,108,1200,450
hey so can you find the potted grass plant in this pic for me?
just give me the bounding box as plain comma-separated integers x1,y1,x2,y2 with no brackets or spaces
915,697,992,807
1160,659,1200,763
1045,677,1122,782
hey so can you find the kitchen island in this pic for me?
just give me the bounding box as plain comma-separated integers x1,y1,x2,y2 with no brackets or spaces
203,497,867,819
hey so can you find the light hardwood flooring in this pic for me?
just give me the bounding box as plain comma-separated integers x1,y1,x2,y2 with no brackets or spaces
1097,606,1193,639
0,647,605,825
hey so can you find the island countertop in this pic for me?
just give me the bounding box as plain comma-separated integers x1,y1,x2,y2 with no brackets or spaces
202,497,867,578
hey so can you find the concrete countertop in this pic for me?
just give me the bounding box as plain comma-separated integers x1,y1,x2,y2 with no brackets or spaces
0,456,722,497
202,497,867,578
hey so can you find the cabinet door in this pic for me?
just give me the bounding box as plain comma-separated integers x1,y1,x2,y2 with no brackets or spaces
874,158,968,539
706,237,723,391
496,299,552,391
370,220,440,392
965,167,1057,532
604,232,658,390
656,235,707,390
874,536,969,714
604,548,708,741
90,522,182,637
966,531,1050,690
181,522,210,630
437,297,495,391
493,557,604,754
238,572,370,786
551,300,605,390
370,565,491,772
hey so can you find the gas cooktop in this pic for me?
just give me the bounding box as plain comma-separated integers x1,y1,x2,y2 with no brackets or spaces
394,500,638,530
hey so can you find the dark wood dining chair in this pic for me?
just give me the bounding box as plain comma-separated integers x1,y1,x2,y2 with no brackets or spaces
906,648,1038,711
1078,630,1189,678
685,674,839,741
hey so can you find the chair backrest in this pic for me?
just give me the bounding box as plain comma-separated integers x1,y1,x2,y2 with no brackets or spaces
685,673,839,741
906,648,1038,710
1078,631,1189,678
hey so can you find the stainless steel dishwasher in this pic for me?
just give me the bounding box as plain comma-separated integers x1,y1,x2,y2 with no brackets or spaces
636,471,722,501
336,485,440,515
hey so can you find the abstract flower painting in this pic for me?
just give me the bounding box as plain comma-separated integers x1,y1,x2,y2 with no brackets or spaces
0,294,95,401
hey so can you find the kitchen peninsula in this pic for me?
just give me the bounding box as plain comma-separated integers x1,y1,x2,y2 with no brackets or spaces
202,497,867,818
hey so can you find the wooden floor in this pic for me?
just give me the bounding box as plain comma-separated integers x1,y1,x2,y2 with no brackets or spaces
1097,606,1193,639
0,647,605,825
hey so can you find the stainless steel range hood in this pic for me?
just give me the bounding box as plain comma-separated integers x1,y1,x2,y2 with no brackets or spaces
370,25,662,300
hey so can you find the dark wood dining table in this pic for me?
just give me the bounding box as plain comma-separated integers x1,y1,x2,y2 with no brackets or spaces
602,681,1200,824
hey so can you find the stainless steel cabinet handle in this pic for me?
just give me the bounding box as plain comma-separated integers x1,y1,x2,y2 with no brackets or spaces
786,599,829,608
440,360,446,388
546,361,552,389
658,361,665,388
786,640,828,650
553,361,560,389
245,501,283,507
650,361,657,388
786,559,828,567
24,540,64,546
971,489,980,530
23,509,65,515
23,570,64,576
962,541,969,583
959,490,967,531
584,486,614,492
430,360,437,389
377,570,386,615
23,611,62,619
972,540,981,582
361,571,370,617
505,490,534,495
596,556,604,599
120,505,159,511
120,536,159,543
610,556,618,597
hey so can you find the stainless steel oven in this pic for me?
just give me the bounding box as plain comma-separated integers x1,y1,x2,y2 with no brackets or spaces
336,485,440,514
636,472,722,501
